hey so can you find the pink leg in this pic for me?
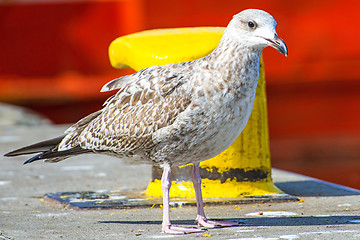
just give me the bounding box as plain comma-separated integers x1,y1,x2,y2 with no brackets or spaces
161,163,204,234
192,163,240,228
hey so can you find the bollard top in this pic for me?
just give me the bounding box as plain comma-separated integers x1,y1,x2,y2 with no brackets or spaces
108,27,225,71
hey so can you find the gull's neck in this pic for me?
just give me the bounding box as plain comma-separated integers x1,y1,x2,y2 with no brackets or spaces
201,34,262,88
211,34,261,67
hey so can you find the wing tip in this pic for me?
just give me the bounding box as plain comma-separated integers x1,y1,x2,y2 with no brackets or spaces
4,152,12,157
4,150,22,157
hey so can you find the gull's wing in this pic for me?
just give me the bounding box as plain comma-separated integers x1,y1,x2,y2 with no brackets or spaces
58,63,193,155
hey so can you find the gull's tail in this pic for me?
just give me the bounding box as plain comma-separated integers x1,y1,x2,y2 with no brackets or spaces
4,136,91,164
5,109,103,164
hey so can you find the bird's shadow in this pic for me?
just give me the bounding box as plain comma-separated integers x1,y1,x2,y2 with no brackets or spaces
98,215,360,227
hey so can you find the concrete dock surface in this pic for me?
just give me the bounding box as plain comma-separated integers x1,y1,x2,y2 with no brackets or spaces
1,107,360,240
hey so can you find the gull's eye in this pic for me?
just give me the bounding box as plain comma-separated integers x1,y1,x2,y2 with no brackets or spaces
247,20,256,29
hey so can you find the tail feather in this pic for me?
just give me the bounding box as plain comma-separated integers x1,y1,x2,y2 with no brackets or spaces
23,146,92,164
23,153,45,164
5,136,91,164
5,109,102,164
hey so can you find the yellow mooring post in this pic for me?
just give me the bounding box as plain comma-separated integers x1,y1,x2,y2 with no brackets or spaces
109,27,284,201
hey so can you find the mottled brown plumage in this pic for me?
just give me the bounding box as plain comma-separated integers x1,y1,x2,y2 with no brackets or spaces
5,9,288,234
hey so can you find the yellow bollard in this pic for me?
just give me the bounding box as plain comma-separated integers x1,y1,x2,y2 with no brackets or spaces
109,27,284,201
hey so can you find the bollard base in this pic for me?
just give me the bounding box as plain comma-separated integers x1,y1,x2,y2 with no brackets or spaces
44,189,299,209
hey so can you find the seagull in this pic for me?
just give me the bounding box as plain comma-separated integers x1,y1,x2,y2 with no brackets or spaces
5,9,288,234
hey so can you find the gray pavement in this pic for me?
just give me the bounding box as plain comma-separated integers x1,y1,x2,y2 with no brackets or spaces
1,108,360,239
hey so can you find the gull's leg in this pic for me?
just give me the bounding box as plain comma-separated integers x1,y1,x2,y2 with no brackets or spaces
192,163,240,228
161,163,204,234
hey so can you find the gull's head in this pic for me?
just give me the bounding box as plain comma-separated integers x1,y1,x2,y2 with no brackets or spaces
225,9,288,56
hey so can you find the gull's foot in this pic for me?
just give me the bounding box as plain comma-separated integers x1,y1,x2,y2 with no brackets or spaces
162,225,205,234
196,216,241,228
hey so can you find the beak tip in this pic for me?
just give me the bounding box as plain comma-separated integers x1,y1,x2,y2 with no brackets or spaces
279,41,288,57
265,34,288,57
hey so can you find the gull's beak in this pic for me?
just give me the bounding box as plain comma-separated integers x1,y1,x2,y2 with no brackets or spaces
265,34,288,57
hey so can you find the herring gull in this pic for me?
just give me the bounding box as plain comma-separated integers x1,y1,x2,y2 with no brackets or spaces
5,9,288,234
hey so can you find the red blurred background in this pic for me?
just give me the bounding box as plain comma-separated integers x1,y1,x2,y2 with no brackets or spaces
1,0,359,189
